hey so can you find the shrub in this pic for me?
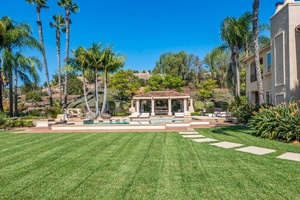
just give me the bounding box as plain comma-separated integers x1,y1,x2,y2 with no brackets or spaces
45,107,63,118
205,101,215,113
194,101,204,112
28,109,42,117
249,101,300,141
111,112,130,116
120,101,130,110
25,91,42,102
231,103,259,124
0,112,6,127
191,112,200,116
220,101,229,111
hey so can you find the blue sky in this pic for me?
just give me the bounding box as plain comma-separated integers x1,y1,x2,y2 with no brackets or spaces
1,0,276,83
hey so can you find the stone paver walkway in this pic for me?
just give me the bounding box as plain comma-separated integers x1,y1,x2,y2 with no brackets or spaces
277,152,300,162
182,134,205,138
192,138,218,143
179,131,199,135
178,132,300,163
236,146,276,155
210,141,243,149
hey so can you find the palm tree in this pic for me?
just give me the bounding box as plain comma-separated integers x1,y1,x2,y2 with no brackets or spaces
69,46,92,113
50,14,65,106
253,0,264,104
100,47,125,114
0,21,6,112
58,0,79,108
220,12,252,96
12,53,42,116
25,0,53,107
86,43,103,116
0,16,41,117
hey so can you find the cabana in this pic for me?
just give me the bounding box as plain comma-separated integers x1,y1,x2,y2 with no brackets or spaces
130,91,194,116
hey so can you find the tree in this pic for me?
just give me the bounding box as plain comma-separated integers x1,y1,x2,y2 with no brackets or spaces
69,46,92,113
147,74,184,92
50,14,65,106
12,53,41,116
58,0,79,108
100,47,125,114
0,16,41,117
109,70,140,100
152,51,202,86
204,48,230,88
220,12,252,97
197,79,218,100
26,0,53,107
253,0,264,104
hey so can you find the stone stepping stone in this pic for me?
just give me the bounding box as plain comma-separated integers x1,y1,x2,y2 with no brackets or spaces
192,138,218,143
182,134,205,138
236,146,276,155
210,141,243,149
277,152,300,162
179,132,199,135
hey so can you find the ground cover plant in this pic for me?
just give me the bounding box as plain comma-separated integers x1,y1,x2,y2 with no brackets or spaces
0,127,300,199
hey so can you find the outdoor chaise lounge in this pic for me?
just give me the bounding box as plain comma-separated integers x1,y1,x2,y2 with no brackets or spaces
175,112,184,118
140,113,150,118
55,114,66,124
129,112,140,118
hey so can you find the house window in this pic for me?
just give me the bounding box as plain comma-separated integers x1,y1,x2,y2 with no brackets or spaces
266,52,271,73
250,63,257,82
265,91,272,104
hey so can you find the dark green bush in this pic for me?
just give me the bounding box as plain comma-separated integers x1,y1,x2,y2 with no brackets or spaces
44,107,63,118
111,112,130,116
191,112,200,116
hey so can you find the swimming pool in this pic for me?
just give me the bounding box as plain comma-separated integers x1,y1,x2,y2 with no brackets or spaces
99,119,183,125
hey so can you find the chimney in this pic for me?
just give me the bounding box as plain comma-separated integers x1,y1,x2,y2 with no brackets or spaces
275,2,284,13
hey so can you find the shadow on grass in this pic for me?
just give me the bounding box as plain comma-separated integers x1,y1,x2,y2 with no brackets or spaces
209,125,251,136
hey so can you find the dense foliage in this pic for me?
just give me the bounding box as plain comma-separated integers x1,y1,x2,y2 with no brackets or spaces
249,101,300,141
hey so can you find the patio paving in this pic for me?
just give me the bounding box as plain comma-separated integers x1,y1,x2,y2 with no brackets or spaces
179,131,200,135
182,134,205,138
210,141,243,149
236,146,276,155
277,152,300,162
192,138,218,143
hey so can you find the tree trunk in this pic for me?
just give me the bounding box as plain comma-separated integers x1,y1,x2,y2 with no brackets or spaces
230,51,237,96
13,68,17,117
101,70,107,114
56,28,62,107
36,6,52,107
63,10,70,108
0,59,4,112
82,69,91,113
95,68,99,116
235,53,240,96
9,69,13,117
253,0,264,104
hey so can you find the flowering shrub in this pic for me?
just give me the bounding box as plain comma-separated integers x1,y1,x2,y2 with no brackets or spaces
249,101,300,141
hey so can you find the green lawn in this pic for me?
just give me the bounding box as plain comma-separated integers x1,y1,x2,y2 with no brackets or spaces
0,126,299,199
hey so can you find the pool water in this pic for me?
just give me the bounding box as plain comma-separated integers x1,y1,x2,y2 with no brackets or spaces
99,119,183,125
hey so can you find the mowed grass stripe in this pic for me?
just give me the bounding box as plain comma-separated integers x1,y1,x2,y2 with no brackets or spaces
30,132,135,199
0,132,81,165
64,132,157,199
0,132,112,198
153,132,185,199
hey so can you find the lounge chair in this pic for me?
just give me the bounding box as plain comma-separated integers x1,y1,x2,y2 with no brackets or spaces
55,114,66,124
175,112,184,118
140,113,150,118
129,112,140,118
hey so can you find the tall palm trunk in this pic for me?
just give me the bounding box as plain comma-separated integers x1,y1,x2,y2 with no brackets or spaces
36,6,52,107
101,70,107,114
0,59,4,112
8,67,13,117
13,68,18,117
235,52,240,96
253,0,264,104
63,10,70,108
82,69,91,113
56,28,62,106
95,68,99,116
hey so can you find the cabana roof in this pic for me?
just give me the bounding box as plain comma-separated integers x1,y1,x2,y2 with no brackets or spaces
133,91,190,100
